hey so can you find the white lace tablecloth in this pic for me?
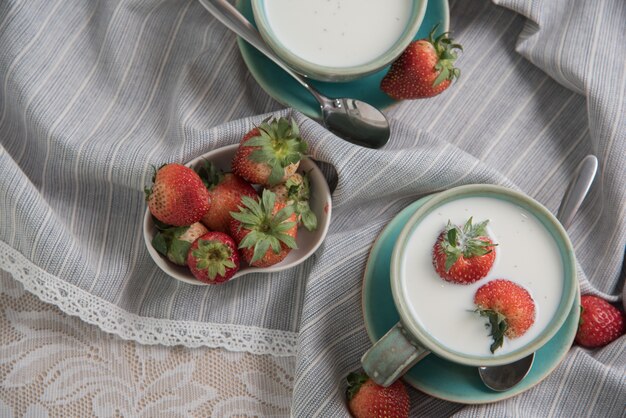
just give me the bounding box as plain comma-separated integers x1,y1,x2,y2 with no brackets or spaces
1,0,624,416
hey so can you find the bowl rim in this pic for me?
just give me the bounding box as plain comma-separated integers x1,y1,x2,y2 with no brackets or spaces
389,184,578,366
250,0,428,81
143,144,332,285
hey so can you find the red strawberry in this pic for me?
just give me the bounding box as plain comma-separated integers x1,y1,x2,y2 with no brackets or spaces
432,217,496,284
575,295,625,348
146,163,210,226
346,372,409,418
229,189,298,268
187,232,240,284
231,117,307,187
474,279,536,353
269,172,317,231
381,25,462,99
151,221,209,266
195,160,258,233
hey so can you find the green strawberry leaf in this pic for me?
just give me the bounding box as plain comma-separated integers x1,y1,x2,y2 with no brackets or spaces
268,162,285,186
477,309,508,353
447,227,458,247
277,232,297,249
239,230,263,249
262,189,276,214
346,372,369,400
230,210,261,226
300,206,317,231
268,236,281,253
251,239,271,263
195,159,223,189
168,239,191,265
152,233,168,256
273,204,295,224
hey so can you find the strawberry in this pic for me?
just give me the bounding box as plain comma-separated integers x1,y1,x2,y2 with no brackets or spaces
432,217,496,284
231,117,307,187
474,279,536,353
187,232,240,284
145,163,210,226
575,295,625,348
346,372,409,418
229,189,298,268
381,25,462,99
269,172,317,231
195,160,258,233
151,221,209,266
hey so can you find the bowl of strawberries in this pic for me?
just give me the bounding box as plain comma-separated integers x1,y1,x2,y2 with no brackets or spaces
143,117,332,285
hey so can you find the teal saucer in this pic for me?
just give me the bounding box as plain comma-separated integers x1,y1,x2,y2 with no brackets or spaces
362,196,580,404
235,0,450,118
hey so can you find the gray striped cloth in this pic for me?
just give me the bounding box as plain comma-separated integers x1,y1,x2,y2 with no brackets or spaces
0,0,624,416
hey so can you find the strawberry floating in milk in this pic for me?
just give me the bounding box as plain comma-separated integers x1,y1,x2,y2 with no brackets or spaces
432,217,497,284
400,196,564,357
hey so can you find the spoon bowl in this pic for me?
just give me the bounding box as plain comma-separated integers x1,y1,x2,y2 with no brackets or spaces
321,98,391,149
198,0,391,149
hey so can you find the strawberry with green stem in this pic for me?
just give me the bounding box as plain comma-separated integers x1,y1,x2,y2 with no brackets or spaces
474,279,536,353
270,172,317,231
232,117,308,187
381,24,462,99
229,189,298,267
187,232,240,284
432,217,496,284
151,220,208,266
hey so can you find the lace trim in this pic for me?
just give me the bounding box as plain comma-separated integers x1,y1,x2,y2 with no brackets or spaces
0,240,298,357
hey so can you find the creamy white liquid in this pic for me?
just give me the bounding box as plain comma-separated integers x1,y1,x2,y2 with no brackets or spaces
400,197,564,358
264,0,413,67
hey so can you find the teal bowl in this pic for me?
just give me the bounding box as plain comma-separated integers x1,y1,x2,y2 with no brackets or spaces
390,184,578,367
251,0,428,82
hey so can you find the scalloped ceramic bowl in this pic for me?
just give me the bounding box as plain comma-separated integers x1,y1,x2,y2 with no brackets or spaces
251,0,428,82
143,144,332,285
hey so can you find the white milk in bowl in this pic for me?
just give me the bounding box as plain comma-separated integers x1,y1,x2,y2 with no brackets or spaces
263,0,414,68
399,196,565,359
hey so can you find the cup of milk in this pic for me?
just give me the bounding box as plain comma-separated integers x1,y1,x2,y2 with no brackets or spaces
361,184,578,387
251,0,428,81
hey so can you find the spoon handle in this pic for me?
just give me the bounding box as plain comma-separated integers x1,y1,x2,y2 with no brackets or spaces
556,155,598,229
197,0,317,95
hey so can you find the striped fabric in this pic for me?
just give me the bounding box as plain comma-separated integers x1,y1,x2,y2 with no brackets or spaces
0,0,623,416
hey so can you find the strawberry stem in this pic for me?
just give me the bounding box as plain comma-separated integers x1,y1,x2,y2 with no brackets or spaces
477,308,508,353
428,23,462,87
346,372,369,400
439,218,497,272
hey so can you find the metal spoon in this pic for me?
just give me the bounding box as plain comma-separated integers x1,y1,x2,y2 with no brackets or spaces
478,155,598,392
197,0,391,149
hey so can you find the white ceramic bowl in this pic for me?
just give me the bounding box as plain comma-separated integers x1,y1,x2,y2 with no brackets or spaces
143,144,332,285
251,0,428,82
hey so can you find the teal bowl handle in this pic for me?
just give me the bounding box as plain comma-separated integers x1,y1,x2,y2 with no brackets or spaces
361,322,430,387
